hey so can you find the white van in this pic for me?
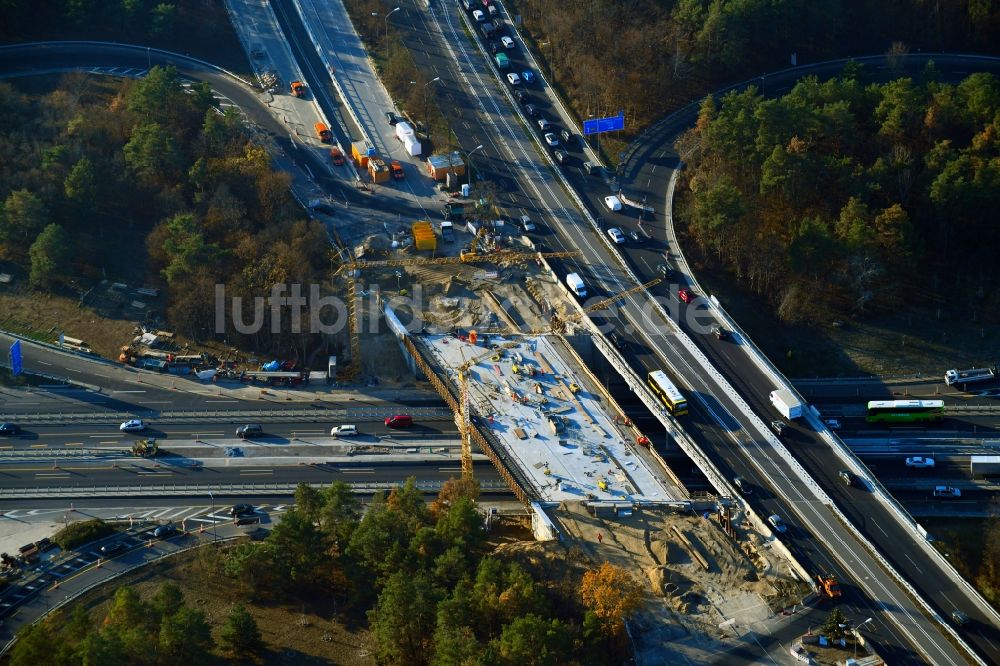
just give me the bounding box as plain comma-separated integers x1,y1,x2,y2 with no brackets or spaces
566,273,586,298
330,424,358,437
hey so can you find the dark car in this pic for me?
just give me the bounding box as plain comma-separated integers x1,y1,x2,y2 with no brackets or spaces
153,524,177,538
236,515,261,526
236,424,263,439
524,104,539,117
733,476,752,495
310,202,336,216
712,325,729,340
608,332,627,351
839,470,858,487
230,503,255,516
770,420,787,436
514,88,528,103
100,542,125,556
384,110,397,125
0,423,20,436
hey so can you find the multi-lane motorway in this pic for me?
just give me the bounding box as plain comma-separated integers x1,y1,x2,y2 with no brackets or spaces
3,16,1000,666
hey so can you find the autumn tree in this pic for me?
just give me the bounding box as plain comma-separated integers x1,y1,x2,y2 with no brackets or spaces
580,562,644,636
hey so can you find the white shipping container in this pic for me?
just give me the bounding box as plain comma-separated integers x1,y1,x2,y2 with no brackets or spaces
395,121,415,142
403,134,422,156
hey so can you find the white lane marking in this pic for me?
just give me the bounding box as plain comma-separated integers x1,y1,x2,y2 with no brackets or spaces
870,518,889,538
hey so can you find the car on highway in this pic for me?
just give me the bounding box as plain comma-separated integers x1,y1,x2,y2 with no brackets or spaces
604,195,622,212
230,503,255,516
330,424,359,436
385,414,413,429
553,148,569,164
329,147,345,165
524,104,539,117
506,72,521,85
153,524,177,538
513,88,528,103
501,36,515,49
824,418,842,430
768,514,788,533
770,419,787,436
951,610,971,626
310,202,336,216
472,9,485,21
236,515,261,526
0,423,20,436
628,229,643,243
100,542,126,556
905,456,935,468
559,128,574,145
384,110,397,125
656,263,674,278
839,470,859,487
607,331,627,350
236,424,263,439
119,419,145,433
537,118,551,131
733,476,752,495
607,227,625,244
522,70,536,84
517,215,535,232
933,485,961,498
543,132,559,147
678,288,694,304
711,325,729,340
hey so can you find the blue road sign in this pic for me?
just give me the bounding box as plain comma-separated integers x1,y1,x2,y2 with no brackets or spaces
9,340,23,376
583,113,625,136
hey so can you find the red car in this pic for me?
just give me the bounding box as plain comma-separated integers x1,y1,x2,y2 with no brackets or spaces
678,288,694,304
385,414,413,429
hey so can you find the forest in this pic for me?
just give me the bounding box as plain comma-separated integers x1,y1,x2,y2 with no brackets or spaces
675,65,1000,322
0,68,335,357
10,480,643,665
513,0,1000,145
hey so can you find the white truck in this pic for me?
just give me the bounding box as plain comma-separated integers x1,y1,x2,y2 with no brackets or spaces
769,389,802,420
395,122,422,156
944,366,996,387
566,273,586,298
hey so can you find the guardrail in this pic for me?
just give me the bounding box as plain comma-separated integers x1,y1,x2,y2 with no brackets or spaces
0,479,512,499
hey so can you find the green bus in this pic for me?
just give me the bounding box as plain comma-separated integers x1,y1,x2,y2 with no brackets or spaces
865,400,945,424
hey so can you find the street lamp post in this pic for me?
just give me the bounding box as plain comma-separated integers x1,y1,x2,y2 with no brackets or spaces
467,143,484,186
854,618,874,658
208,490,217,544
377,7,401,62
422,76,441,133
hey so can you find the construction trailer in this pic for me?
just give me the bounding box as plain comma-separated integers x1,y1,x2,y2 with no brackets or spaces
426,152,466,180
368,157,391,183
352,141,376,168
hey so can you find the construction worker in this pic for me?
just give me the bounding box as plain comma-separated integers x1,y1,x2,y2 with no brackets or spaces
597,532,603,544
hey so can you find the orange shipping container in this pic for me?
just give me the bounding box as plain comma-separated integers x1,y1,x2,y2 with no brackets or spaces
352,141,375,168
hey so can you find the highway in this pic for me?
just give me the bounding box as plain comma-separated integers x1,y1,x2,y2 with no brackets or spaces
2,35,998,664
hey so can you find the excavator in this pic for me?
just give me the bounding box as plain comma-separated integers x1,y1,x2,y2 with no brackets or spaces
816,573,842,599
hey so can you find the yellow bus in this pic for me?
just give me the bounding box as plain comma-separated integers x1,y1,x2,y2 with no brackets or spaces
647,370,688,416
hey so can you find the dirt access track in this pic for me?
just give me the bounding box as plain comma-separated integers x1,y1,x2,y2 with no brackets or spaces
554,501,811,662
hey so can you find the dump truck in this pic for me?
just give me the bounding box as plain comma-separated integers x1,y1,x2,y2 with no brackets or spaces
132,438,159,457
816,574,841,599
314,122,332,143
443,201,465,220
390,161,405,180
290,81,307,97
770,388,802,420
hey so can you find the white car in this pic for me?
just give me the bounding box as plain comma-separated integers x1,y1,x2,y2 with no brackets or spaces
768,514,788,533
119,419,145,433
472,9,485,21
506,72,521,86
604,195,623,212
905,456,935,468
537,118,550,131
330,425,358,437
607,227,625,244
543,132,559,147
501,36,515,49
